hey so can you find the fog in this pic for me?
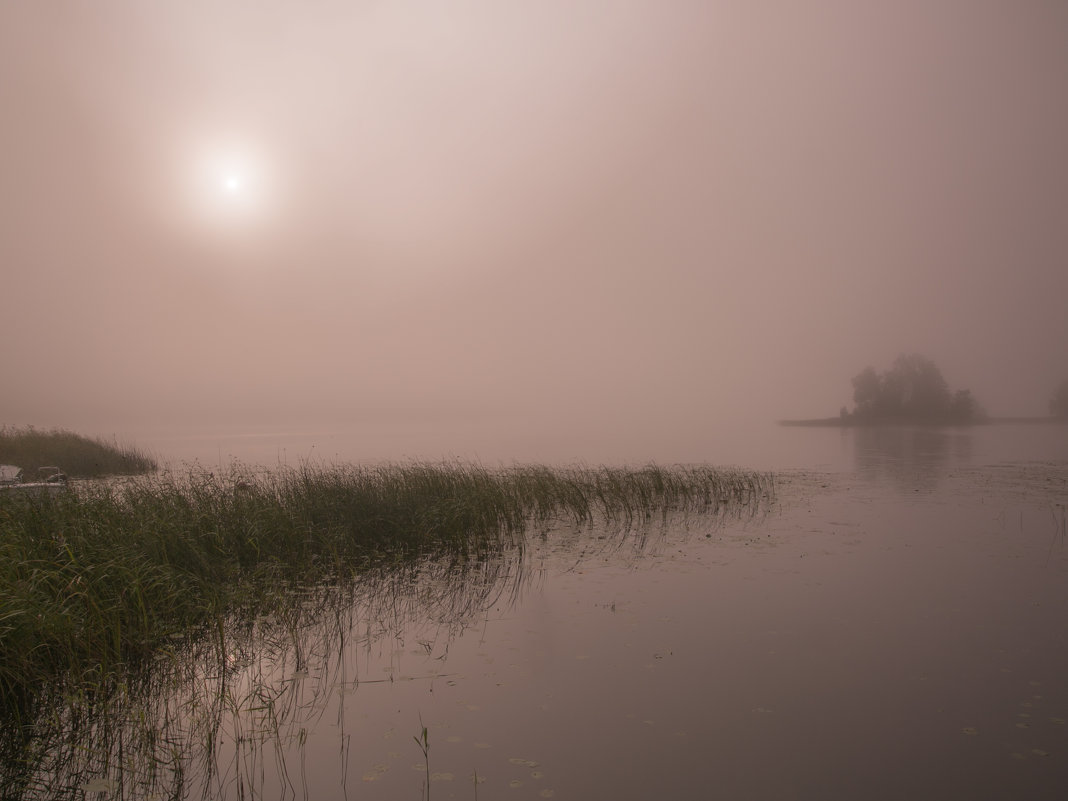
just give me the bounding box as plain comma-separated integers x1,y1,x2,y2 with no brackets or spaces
3,1,1067,464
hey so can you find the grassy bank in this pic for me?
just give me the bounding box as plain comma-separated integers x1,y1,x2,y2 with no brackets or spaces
0,427,157,478
0,461,772,711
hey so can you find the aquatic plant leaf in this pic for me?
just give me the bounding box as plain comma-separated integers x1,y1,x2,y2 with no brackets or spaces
362,767,388,782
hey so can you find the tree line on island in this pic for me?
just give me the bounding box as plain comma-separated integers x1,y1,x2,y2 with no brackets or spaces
782,352,1068,426
841,353,983,424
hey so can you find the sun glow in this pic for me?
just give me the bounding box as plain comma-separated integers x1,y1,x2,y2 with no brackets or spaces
175,133,280,235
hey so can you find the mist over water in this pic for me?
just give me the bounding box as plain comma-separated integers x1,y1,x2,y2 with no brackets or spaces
3,1,1068,447
135,420,1068,477
3,4,1068,798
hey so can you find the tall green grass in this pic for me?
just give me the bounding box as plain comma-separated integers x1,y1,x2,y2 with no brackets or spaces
0,460,773,799
3,566,506,801
0,461,771,712
0,426,157,478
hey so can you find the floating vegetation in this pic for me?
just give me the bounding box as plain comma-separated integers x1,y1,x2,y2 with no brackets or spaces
0,460,773,799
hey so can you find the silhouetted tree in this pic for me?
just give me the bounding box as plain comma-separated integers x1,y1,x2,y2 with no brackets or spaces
851,367,883,416
1050,379,1068,419
949,389,980,422
850,354,980,423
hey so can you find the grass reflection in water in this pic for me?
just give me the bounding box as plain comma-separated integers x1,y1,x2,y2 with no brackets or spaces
0,461,773,799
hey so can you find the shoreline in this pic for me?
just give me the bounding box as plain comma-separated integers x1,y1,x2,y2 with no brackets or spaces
777,415,1066,428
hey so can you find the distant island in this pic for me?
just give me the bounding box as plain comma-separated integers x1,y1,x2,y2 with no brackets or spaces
782,355,1068,427
782,353,984,427
780,415,1065,427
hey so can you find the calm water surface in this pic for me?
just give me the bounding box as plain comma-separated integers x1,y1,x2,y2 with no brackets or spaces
157,423,1068,801
138,419,1068,474
20,424,1066,799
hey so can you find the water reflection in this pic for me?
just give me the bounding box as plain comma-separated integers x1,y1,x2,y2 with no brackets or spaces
0,554,522,800
851,425,974,491
6,462,1067,800
0,502,768,801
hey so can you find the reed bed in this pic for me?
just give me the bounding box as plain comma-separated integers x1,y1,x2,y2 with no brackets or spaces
0,460,772,799
0,426,157,478
0,461,771,716
3,562,520,801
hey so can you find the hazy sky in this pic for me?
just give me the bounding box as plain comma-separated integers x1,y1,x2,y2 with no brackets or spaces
3,1,1067,462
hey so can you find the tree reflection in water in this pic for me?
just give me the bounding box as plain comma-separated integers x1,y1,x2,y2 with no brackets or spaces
852,425,974,492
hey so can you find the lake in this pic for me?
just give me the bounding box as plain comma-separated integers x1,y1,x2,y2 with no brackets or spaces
135,418,1068,474
15,423,1068,799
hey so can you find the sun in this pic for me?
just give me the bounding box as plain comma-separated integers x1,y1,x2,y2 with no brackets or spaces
175,133,279,233
223,174,242,194
212,160,252,201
